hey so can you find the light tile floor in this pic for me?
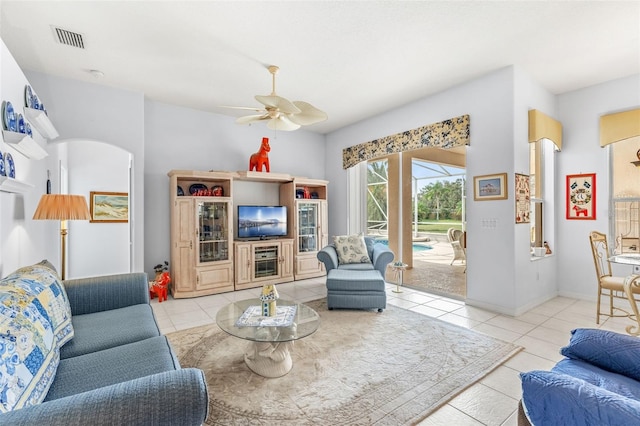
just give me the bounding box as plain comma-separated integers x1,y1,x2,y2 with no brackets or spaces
151,278,629,426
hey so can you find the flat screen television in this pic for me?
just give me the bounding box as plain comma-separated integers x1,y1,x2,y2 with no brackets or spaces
237,205,287,239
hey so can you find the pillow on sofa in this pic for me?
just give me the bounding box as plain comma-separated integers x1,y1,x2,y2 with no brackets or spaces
521,369,640,425
560,328,640,381
0,261,72,412
333,234,372,264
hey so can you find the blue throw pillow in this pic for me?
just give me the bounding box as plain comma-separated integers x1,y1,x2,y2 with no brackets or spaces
560,328,640,381
521,370,640,425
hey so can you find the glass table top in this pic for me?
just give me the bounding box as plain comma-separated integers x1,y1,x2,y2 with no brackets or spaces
216,298,320,343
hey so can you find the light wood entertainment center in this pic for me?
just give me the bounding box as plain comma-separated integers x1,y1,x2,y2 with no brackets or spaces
168,170,328,298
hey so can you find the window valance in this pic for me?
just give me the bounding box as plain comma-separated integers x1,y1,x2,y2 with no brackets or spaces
528,109,562,151
600,108,640,147
342,114,470,169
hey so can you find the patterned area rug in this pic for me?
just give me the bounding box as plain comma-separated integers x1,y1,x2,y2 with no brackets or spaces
167,299,521,425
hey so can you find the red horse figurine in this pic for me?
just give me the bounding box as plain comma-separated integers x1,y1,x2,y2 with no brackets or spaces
150,272,170,303
249,137,270,172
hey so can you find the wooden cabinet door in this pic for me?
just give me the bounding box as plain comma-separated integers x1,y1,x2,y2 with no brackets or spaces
173,199,195,293
281,240,294,279
197,263,234,292
234,242,252,287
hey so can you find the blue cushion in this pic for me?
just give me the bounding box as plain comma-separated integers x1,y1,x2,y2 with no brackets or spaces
521,370,640,426
45,336,179,401
561,328,640,381
60,305,160,359
553,358,640,400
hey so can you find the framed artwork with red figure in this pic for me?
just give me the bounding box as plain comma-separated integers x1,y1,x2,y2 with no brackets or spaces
566,173,596,220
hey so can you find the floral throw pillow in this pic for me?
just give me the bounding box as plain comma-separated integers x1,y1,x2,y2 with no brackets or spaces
0,261,73,412
333,234,372,264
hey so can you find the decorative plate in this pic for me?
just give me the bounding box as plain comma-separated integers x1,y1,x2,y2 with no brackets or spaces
3,101,17,132
25,123,32,137
177,185,184,196
211,185,224,196
189,183,207,195
17,114,25,133
6,153,15,178
32,95,40,111
25,85,33,108
0,150,5,177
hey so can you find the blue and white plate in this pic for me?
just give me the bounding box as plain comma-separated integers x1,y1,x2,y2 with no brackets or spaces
0,151,5,177
25,123,32,137
3,101,17,132
6,153,15,178
25,85,33,108
17,114,25,133
32,95,40,111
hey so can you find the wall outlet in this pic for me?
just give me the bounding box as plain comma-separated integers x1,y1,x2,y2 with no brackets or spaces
634,265,640,274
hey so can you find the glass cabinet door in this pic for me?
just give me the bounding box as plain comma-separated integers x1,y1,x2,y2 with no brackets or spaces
197,201,229,264
298,202,319,252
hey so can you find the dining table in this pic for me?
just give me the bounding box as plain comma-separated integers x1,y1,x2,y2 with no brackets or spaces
609,254,640,335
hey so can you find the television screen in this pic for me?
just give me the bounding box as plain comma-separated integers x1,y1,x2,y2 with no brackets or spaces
237,206,287,239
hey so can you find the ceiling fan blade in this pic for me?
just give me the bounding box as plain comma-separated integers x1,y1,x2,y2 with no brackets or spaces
289,101,328,126
236,114,269,125
267,115,301,131
255,95,301,115
220,105,265,112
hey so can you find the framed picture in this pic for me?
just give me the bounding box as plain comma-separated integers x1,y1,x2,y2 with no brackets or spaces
515,173,530,223
566,173,596,220
473,173,508,201
90,191,129,223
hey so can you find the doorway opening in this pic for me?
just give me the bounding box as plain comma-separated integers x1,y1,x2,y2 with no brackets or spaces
366,146,466,299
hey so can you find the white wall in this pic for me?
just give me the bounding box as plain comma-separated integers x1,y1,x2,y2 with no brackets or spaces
0,41,52,277
65,141,130,278
142,99,325,275
556,74,640,300
327,66,570,315
25,70,146,275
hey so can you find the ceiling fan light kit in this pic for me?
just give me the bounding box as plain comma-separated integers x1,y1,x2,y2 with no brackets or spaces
232,65,327,131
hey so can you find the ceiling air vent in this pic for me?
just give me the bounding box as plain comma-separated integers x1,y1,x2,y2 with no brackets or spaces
52,26,85,49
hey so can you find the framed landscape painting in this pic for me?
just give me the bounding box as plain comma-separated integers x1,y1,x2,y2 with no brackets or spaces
90,191,129,223
473,173,508,201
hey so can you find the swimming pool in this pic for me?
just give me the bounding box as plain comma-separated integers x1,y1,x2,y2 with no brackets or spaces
375,239,432,252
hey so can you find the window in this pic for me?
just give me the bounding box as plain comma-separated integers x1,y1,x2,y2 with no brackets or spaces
530,139,556,252
610,137,640,254
367,159,389,235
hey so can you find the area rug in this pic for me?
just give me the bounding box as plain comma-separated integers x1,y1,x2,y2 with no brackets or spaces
167,299,521,425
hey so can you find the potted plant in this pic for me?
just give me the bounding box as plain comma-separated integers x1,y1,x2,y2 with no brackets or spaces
153,261,169,279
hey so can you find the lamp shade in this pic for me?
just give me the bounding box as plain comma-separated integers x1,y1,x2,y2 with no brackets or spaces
33,194,91,221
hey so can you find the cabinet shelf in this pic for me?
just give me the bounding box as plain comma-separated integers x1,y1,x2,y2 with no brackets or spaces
2,130,48,160
23,107,59,139
0,176,35,194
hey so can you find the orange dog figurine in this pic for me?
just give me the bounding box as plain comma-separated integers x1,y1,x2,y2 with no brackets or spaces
150,272,170,303
249,137,270,172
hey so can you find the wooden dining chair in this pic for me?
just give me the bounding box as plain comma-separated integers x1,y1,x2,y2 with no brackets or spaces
589,231,640,324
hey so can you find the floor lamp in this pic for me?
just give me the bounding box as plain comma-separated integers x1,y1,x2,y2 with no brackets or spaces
33,194,91,280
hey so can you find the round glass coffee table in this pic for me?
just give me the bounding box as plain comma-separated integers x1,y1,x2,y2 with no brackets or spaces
216,298,320,377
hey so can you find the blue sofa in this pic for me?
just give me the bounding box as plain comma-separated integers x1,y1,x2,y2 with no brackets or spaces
519,328,640,425
0,262,208,425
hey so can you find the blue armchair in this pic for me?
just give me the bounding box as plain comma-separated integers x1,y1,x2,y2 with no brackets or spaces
317,236,394,277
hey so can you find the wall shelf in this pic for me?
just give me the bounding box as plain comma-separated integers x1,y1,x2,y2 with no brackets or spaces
23,107,59,140
1,130,48,159
0,176,34,194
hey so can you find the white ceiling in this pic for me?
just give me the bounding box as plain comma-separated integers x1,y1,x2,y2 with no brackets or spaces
1,1,638,134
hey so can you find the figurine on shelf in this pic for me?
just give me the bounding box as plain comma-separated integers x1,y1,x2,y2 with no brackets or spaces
260,284,279,316
249,137,271,172
544,241,552,255
303,186,311,199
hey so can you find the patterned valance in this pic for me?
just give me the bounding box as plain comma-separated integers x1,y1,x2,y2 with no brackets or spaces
342,115,470,169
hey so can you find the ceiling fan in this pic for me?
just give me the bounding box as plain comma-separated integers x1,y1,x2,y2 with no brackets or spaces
228,65,327,131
